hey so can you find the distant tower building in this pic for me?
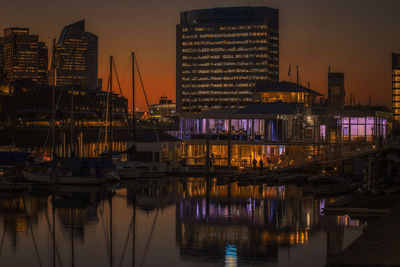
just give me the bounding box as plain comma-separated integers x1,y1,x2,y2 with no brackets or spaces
328,72,345,116
392,52,400,121
176,6,279,112
37,42,48,84
2,28,48,84
0,37,4,79
52,20,98,89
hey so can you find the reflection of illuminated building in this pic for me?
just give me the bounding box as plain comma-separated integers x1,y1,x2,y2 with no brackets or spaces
52,192,102,240
176,180,323,264
0,196,48,248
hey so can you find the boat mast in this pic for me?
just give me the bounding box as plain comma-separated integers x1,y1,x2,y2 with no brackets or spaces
108,56,113,158
51,39,56,159
131,52,136,142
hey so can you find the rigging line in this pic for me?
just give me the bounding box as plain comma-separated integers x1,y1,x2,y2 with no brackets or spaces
44,205,64,267
43,88,64,152
118,216,134,267
98,77,110,153
23,197,44,267
139,208,160,267
112,60,134,138
105,76,111,151
133,56,162,148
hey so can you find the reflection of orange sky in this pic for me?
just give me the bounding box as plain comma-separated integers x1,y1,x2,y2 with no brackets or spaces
2,0,400,111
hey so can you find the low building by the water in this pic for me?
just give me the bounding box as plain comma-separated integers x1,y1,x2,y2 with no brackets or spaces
0,79,128,128
176,80,392,168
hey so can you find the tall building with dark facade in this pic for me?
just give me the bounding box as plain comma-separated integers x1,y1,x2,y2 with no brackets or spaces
176,6,279,112
2,28,48,84
392,52,400,121
52,20,98,89
0,37,4,79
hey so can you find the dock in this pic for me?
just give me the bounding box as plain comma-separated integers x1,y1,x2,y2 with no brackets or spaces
326,202,400,267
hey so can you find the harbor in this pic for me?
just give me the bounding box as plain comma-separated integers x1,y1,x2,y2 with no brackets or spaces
0,1,399,266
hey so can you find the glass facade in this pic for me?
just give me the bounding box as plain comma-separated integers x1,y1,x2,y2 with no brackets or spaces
2,28,48,84
53,20,98,89
392,53,400,121
177,7,279,112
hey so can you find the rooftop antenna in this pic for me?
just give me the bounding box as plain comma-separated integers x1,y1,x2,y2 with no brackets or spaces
288,63,291,82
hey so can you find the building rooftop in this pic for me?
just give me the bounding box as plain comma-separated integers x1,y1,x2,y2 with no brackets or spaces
255,81,322,96
180,6,279,28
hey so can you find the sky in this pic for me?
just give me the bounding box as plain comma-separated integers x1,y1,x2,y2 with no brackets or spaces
1,0,400,111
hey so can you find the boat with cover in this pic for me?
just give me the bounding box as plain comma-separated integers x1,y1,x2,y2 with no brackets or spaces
22,157,119,185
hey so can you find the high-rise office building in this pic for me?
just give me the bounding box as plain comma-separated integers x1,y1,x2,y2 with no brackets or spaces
2,27,48,84
176,6,279,112
392,52,400,121
52,20,98,88
0,37,4,79
37,42,48,84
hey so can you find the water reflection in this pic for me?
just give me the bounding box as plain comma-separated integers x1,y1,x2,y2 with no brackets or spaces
0,179,363,267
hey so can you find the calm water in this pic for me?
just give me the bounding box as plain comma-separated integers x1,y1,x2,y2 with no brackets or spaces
0,178,363,267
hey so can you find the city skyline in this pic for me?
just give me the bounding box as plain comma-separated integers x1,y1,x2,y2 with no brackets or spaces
1,0,400,111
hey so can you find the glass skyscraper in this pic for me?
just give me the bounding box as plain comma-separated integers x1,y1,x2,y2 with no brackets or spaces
2,28,48,84
52,20,98,89
176,6,279,112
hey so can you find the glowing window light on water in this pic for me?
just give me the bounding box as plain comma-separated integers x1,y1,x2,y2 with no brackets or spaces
225,244,238,267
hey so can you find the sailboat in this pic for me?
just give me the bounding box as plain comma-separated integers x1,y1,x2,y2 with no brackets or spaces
22,48,120,185
111,52,169,179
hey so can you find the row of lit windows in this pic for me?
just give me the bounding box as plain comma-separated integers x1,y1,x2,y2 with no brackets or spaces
182,32,268,39
182,83,256,88
182,68,267,74
393,89,400,95
182,39,268,46
182,97,252,102
182,46,268,53
393,83,400,88
182,25,268,32
182,90,252,95
182,75,269,81
393,69,400,75
393,76,400,82
182,61,268,67
182,54,270,60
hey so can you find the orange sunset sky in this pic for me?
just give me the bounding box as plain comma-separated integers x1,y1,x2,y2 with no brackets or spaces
1,0,400,111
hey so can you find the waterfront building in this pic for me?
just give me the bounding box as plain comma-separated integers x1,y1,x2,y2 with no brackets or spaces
176,76,391,168
149,96,176,122
0,79,127,128
176,6,279,112
52,20,98,89
253,81,321,107
392,52,400,122
2,27,48,84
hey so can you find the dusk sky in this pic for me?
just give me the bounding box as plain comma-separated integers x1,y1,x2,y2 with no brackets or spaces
2,0,400,111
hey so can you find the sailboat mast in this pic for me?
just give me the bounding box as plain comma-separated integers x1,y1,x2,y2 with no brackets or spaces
131,52,136,142
51,39,56,159
109,56,113,153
